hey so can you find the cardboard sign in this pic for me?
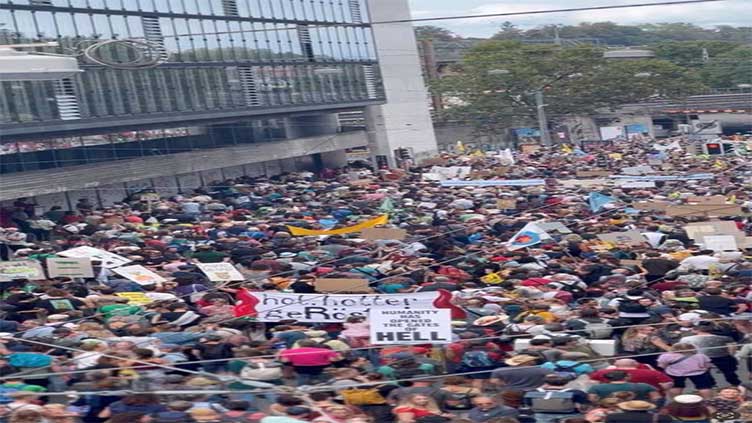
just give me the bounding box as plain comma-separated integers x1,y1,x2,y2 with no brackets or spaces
243,291,445,322
576,170,610,177
687,196,727,204
195,262,245,282
58,246,131,269
684,221,740,241
496,199,518,210
361,228,407,241
369,308,452,345
116,292,153,305
520,144,541,154
665,204,742,218
597,231,646,246
0,260,45,281
46,257,94,278
620,165,655,176
620,259,643,267
315,278,372,293
633,201,670,212
703,235,738,251
112,265,166,285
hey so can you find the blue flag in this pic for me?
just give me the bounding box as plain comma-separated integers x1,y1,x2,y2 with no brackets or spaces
589,192,616,212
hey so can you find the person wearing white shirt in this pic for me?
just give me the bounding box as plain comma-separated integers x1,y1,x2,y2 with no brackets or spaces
678,250,720,271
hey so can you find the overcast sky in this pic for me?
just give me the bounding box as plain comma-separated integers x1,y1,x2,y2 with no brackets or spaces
407,0,751,38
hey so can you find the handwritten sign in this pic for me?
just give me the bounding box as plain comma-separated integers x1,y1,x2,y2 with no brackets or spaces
46,257,94,278
58,246,131,269
665,204,742,218
597,231,646,246
195,262,245,282
112,265,166,285
370,308,452,345
361,228,407,241
116,292,153,305
0,261,45,281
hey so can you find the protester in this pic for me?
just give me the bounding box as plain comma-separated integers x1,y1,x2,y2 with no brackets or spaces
0,138,749,422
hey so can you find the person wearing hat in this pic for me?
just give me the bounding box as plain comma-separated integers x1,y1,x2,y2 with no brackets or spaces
490,355,551,393
604,400,671,423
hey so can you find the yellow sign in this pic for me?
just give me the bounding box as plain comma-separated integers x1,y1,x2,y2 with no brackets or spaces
287,215,389,236
116,292,152,305
480,273,503,284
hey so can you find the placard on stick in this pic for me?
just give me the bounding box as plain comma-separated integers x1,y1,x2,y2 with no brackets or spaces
113,265,166,285
315,278,372,293
369,308,452,345
196,262,245,282
361,228,407,241
0,261,45,281
703,235,738,251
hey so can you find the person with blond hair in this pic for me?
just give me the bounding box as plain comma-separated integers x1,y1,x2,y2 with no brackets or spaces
393,394,453,423
656,343,714,399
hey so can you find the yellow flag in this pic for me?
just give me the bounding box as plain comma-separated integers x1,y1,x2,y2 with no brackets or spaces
561,144,573,154
287,215,389,236
456,141,466,153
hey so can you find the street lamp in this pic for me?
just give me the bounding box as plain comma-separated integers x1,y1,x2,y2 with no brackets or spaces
0,43,82,81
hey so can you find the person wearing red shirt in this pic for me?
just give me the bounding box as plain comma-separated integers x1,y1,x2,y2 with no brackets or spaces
589,358,673,392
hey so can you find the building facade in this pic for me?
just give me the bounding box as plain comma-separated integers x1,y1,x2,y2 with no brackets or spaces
0,0,438,209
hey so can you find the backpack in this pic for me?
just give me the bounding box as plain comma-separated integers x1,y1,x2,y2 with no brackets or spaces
444,389,474,410
461,351,493,368
574,319,613,339
524,388,576,413
8,353,53,368
340,388,387,405
551,362,582,381
618,298,647,314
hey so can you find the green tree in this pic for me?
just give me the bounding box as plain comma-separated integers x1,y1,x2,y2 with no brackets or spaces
431,41,706,135
414,25,460,41
699,45,752,88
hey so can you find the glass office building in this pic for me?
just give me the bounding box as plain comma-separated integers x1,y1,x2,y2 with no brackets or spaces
0,0,385,174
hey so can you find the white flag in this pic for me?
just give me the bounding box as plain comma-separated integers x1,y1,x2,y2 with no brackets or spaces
507,222,552,251
497,149,515,165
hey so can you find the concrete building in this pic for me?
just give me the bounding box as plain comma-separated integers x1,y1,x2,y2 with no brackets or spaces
0,0,437,209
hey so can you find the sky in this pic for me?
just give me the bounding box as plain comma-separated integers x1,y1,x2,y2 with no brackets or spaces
406,0,751,38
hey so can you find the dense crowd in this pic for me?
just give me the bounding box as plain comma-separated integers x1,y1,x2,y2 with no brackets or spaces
0,138,751,423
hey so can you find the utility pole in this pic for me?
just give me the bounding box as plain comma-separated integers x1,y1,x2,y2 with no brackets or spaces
535,90,552,147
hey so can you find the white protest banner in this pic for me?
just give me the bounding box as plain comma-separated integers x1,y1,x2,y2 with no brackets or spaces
112,265,166,285
703,235,738,251
243,291,447,322
0,261,45,281
195,262,245,282
609,173,714,181
46,257,94,278
620,165,655,176
597,231,646,246
618,181,656,188
58,246,131,269
369,308,452,345
440,179,545,187
537,221,572,234
430,166,471,180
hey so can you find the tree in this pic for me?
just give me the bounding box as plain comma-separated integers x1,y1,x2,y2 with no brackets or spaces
492,22,523,40
431,41,706,135
699,45,752,88
414,25,460,41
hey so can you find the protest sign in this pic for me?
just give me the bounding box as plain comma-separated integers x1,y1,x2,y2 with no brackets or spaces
369,308,452,345
421,173,443,181
620,260,643,267
361,227,407,241
46,257,94,278
196,262,245,282
242,291,447,322
430,166,471,180
665,204,742,218
597,231,646,246
703,235,738,251
687,196,727,204
496,199,517,210
112,265,166,285
115,292,153,305
576,170,610,177
684,221,740,240
633,201,670,212
618,181,656,188
315,278,372,293
620,165,655,176
0,261,45,281
58,246,131,269
520,144,541,154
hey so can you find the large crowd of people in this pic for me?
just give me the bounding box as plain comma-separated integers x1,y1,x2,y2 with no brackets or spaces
0,138,750,423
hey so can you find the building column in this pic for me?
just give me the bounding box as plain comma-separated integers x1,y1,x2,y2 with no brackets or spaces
365,0,438,167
